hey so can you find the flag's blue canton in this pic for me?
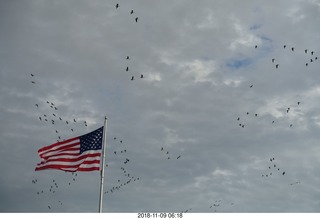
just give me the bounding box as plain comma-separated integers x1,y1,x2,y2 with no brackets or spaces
79,126,104,154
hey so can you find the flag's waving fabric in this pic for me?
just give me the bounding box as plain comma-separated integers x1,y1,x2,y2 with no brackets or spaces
35,126,104,172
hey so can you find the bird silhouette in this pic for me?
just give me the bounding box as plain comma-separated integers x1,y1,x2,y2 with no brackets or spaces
31,74,34,77
135,17,138,22
255,45,257,48
35,104,39,107
306,63,308,67
126,56,130,60
250,85,253,88
31,81,35,84
282,171,285,175
161,147,163,151
305,49,308,53
284,45,286,49
130,10,134,14
131,76,134,80
126,67,129,71
311,51,314,55
177,155,181,159
237,117,240,121
140,74,144,78
116,3,119,8
272,58,275,63
73,119,76,122
276,64,279,68
291,47,294,51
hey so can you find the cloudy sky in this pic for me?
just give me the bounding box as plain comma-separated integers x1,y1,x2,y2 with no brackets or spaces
1,0,320,213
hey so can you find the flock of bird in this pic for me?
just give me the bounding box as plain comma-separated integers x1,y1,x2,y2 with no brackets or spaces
115,3,145,81
31,172,81,210
255,44,318,69
235,100,301,129
261,157,286,178
160,146,182,160
236,42,319,130
103,136,141,196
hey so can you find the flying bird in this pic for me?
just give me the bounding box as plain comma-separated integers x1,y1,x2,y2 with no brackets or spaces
130,10,134,14
31,81,35,84
311,51,314,55
126,67,129,71
255,45,257,48
276,64,279,68
116,3,119,8
250,85,253,88
291,47,294,51
126,56,130,60
272,58,275,63
131,76,134,80
140,74,144,78
306,63,308,67
177,155,181,159
282,171,285,175
135,17,138,22
283,45,286,49
161,147,163,151
305,49,308,53
35,104,39,107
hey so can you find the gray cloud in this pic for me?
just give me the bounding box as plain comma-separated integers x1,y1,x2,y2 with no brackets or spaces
1,0,320,213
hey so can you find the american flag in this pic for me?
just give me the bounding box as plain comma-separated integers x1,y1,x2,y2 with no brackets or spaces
35,126,104,172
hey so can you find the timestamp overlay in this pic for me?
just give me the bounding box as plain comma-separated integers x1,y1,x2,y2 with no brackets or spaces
137,213,184,219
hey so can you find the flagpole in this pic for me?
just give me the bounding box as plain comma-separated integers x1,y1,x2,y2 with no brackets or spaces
99,116,107,213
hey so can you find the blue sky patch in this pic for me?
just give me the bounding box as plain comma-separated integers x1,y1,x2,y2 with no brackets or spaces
226,58,252,69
